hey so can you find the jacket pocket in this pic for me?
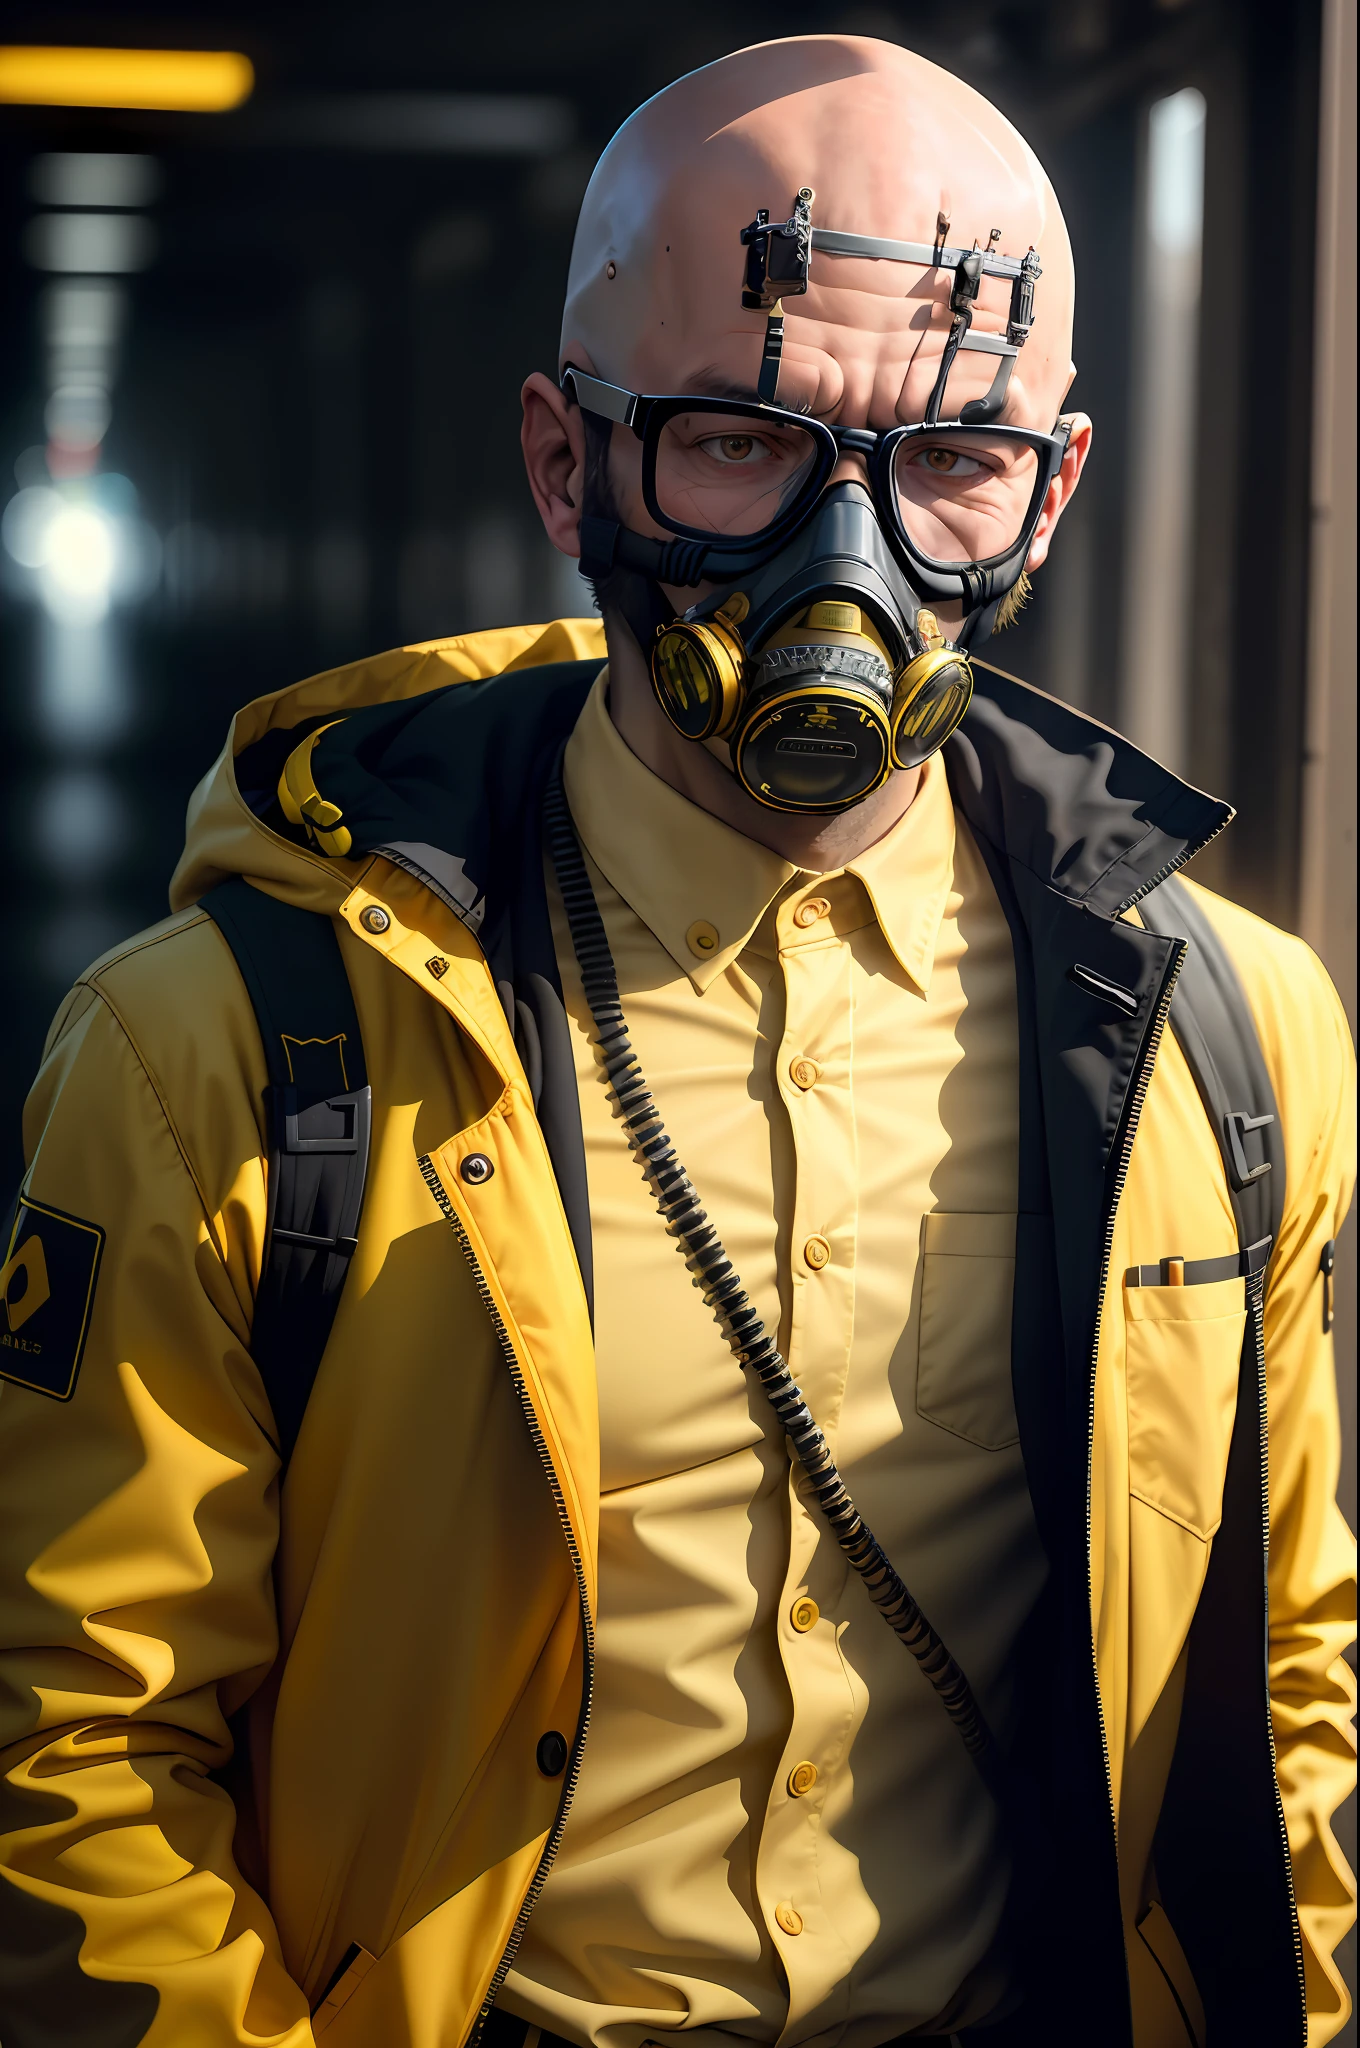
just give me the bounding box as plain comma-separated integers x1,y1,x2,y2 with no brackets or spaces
915,1211,1018,1450
1124,1276,1245,1538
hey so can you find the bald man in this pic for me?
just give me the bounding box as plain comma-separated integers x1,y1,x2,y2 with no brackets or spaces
0,34,1354,2048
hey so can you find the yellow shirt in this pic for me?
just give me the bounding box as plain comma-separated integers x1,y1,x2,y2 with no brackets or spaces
503,675,1046,2047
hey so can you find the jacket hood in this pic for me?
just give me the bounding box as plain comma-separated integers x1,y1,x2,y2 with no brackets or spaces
169,617,608,915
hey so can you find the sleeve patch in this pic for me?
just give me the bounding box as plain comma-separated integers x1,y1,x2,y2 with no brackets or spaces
1,1196,105,1401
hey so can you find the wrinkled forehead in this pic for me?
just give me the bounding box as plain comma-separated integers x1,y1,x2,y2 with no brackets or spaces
563,75,1071,416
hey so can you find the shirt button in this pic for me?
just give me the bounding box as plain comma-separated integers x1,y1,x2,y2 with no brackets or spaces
359,904,391,934
774,1901,804,1936
793,897,830,928
787,1760,819,1797
802,1234,831,1271
790,1596,819,1633
789,1056,821,1090
686,919,720,958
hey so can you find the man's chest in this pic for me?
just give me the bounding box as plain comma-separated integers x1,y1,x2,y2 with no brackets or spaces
549,827,1021,1493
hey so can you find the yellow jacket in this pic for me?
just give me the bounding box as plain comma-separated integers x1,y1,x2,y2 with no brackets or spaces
0,620,1353,2048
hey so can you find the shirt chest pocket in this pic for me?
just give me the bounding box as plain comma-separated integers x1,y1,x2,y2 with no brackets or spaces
915,1211,1019,1451
1124,1277,1246,1539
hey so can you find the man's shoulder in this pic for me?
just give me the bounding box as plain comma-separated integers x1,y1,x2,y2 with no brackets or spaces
1176,874,1355,1170
43,905,264,1110
1177,875,1348,1040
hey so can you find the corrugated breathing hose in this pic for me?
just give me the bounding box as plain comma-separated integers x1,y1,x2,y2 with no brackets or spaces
544,764,1004,1802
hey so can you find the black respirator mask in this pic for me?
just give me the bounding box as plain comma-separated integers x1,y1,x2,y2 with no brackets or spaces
568,188,1071,815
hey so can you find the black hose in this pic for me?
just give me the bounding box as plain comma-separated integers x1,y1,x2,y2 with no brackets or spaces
544,765,1003,1797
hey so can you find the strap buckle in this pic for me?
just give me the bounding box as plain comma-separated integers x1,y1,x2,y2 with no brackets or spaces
1224,1108,1274,1190
280,1087,366,1156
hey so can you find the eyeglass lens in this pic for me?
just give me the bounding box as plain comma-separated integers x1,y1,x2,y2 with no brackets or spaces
651,411,823,538
890,432,1041,570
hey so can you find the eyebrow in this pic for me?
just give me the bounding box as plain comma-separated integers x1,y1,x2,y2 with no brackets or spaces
677,367,815,416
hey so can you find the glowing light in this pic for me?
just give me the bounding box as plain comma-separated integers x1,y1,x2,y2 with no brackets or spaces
0,46,253,112
42,504,117,620
3,479,161,623
24,212,157,274
2,485,61,568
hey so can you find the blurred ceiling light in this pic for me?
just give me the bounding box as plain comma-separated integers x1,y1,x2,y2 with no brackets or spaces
42,279,126,349
33,766,131,878
2,485,62,568
246,92,574,154
45,385,113,452
3,479,159,622
0,46,253,111
29,151,162,208
24,212,157,273
1147,86,1207,256
36,503,117,622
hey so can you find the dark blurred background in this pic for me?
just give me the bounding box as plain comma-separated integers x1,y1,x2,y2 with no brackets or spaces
0,0,1355,2000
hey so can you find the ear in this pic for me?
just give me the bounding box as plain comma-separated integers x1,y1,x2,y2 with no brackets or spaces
522,370,589,557
1025,412,1093,572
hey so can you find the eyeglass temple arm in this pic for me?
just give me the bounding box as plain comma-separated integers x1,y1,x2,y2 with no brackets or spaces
561,366,638,427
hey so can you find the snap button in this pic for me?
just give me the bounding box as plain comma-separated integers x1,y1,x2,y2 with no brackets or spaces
789,1056,821,1090
803,1234,831,1271
359,904,391,935
787,1760,819,1798
774,1901,804,1937
793,897,829,928
790,1596,819,1633
686,919,720,958
536,1731,568,1777
460,1153,494,1185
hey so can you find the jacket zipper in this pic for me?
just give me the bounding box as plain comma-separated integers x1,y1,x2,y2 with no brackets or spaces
1083,939,1186,1884
417,1153,596,2045
1245,1265,1310,2039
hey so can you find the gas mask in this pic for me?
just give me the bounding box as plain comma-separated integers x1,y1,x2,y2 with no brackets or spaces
567,188,1072,815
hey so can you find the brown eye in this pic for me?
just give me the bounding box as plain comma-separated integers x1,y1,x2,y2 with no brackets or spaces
910,445,984,478
719,435,755,460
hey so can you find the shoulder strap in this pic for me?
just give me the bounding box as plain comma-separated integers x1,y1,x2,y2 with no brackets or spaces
200,878,371,1465
1138,872,1284,1262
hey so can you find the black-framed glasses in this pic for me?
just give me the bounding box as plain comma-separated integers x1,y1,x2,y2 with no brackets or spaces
563,367,1071,584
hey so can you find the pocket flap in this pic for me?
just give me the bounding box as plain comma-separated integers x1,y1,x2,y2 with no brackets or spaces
921,1211,1017,1259
1124,1274,1245,1322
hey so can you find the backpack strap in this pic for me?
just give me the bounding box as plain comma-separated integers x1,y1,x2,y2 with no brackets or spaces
200,878,371,1465
1139,865,1306,2041
1139,872,1284,1262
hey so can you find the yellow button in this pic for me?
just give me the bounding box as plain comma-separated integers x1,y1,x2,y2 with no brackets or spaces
359,904,391,935
686,919,720,958
787,1760,819,1798
774,1901,804,1937
803,1234,831,1271
793,897,830,928
789,1056,821,1090
790,1596,819,1633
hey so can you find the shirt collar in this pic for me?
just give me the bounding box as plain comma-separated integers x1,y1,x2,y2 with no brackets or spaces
563,670,956,995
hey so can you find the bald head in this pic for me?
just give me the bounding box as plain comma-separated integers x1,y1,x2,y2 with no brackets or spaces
562,36,1076,432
